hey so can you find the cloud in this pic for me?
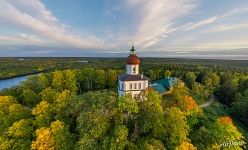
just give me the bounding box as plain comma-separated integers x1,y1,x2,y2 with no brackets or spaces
0,34,46,45
192,39,248,49
205,24,248,33
109,1,248,53
126,0,196,48
155,5,248,51
221,6,248,18
0,0,248,57
0,0,107,49
180,6,248,32
184,16,218,30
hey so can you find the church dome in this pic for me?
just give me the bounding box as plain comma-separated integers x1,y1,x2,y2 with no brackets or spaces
126,54,140,65
126,45,140,65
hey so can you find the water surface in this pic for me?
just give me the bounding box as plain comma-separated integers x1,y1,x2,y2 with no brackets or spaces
0,74,37,91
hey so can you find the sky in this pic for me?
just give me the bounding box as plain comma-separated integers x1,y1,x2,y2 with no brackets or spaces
0,0,248,59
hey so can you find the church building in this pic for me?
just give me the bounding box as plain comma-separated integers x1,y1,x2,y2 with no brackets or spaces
118,46,149,97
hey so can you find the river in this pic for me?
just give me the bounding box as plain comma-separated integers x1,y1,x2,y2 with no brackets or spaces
0,74,39,91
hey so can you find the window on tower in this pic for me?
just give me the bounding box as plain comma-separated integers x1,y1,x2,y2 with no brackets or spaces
133,67,136,73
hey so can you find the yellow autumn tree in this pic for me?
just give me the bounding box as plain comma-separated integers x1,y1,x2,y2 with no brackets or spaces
32,101,53,127
176,141,197,150
0,119,33,150
0,96,30,133
210,116,245,150
177,96,199,112
31,120,73,150
31,127,54,150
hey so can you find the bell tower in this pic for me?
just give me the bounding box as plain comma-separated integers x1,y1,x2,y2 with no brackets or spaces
126,45,140,75
117,45,149,97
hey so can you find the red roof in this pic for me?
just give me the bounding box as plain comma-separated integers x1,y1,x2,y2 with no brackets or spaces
126,54,140,65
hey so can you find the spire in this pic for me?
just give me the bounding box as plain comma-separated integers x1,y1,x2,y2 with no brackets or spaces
130,43,136,54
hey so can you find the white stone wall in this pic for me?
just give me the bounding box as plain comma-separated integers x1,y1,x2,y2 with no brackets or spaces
118,62,149,97
118,80,149,97
124,80,148,91
126,65,139,75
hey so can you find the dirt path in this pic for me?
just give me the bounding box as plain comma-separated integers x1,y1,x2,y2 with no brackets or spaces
199,94,215,108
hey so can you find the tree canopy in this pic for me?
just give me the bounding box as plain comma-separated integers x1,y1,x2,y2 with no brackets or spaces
0,60,247,150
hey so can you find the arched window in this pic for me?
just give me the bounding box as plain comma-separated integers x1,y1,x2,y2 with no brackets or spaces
133,67,136,73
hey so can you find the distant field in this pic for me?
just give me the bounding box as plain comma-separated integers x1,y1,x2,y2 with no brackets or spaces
0,57,248,80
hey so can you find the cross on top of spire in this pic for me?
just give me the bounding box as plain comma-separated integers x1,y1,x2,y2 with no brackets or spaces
130,43,136,54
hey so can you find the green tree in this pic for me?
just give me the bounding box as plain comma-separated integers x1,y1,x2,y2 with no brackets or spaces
37,74,50,89
40,87,59,103
78,68,95,91
137,138,165,150
21,76,42,94
118,94,138,125
51,70,64,92
164,107,189,149
210,116,245,150
76,91,118,150
191,82,211,103
220,72,232,84
164,81,189,104
6,119,33,139
238,78,248,93
231,90,248,123
32,101,53,127
63,70,78,93
22,89,40,107
138,90,165,139
0,119,34,150
106,69,117,88
204,72,220,87
190,116,245,150
77,109,111,149
54,90,74,124
164,70,172,77
184,72,196,89
148,69,156,81
216,79,237,105
103,125,129,150
156,69,162,80
95,69,106,90
55,90,71,111
0,96,31,133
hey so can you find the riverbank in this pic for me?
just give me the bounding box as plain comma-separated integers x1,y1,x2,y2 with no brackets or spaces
0,73,42,91
0,70,46,81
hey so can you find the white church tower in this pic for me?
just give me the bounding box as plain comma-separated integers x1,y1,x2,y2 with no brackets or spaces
118,45,149,97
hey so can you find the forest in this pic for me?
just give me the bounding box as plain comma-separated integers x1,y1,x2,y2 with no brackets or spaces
0,57,248,79
0,57,248,150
